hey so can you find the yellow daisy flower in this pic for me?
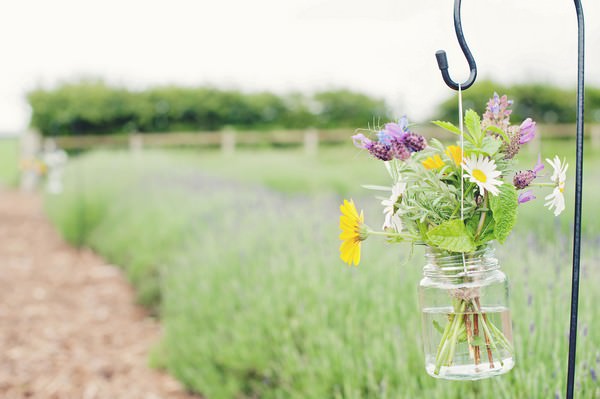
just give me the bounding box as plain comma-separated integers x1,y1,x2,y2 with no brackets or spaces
422,155,445,170
445,145,463,165
339,199,366,266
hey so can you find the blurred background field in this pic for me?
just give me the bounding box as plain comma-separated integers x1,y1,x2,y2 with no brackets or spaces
35,138,598,399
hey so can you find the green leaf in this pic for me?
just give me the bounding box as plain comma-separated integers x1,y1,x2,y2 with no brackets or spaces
485,125,510,143
464,110,482,144
432,120,462,136
426,219,476,253
479,136,503,156
489,184,518,244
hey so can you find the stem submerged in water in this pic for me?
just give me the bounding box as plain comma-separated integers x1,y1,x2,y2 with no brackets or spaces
432,296,512,375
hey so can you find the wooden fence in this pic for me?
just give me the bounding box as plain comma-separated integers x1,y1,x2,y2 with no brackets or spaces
44,124,600,154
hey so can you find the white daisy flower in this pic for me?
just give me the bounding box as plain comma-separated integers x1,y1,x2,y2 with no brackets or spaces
382,181,406,230
544,156,568,216
546,156,568,190
462,155,503,196
545,187,566,216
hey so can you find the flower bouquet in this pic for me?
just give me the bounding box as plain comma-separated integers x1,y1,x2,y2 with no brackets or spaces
339,94,567,379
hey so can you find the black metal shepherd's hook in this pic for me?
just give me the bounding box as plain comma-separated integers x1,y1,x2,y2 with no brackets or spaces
435,0,477,90
436,1,585,398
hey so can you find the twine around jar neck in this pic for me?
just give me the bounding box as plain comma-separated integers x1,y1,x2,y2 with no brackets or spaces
423,244,499,278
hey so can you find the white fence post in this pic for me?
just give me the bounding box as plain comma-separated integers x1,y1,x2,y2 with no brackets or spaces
304,128,318,156
221,129,236,155
129,133,144,153
19,130,42,191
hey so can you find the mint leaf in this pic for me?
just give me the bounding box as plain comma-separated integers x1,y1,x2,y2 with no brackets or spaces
432,120,462,136
485,125,510,143
426,219,476,253
489,184,518,244
479,136,502,156
464,110,482,145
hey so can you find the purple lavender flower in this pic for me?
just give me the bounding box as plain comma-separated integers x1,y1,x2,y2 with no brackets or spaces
383,117,409,140
513,156,545,189
518,190,536,204
377,130,393,145
591,368,598,382
368,142,393,161
483,93,513,131
519,118,537,144
402,132,427,152
352,133,371,149
390,138,410,160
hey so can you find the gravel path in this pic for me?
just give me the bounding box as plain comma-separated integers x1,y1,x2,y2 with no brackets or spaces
0,190,198,399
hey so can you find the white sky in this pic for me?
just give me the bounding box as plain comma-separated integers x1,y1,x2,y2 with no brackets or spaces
1,0,599,132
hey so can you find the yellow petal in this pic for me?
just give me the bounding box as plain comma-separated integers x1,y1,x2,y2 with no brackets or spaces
352,244,361,266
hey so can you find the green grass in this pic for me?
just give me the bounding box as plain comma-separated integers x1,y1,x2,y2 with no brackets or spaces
0,138,19,187
44,145,600,398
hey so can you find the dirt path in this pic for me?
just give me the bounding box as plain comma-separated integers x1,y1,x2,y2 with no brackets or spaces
0,190,198,399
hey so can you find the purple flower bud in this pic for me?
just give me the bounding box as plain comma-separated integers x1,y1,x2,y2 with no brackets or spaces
519,118,537,144
518,190,536,204
352,133,371,149
514,170,536,189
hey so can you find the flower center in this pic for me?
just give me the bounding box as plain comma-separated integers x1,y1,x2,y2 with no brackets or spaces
472,169,487,183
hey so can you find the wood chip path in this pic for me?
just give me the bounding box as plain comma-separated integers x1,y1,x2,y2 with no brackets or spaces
0,189,199,399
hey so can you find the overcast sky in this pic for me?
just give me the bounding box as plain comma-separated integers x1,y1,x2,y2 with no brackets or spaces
1,0,598,132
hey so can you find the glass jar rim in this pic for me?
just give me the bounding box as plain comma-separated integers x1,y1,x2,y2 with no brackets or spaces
423,243,499,278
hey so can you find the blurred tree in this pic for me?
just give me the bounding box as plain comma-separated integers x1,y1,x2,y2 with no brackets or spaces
434,80,600,124
313,89,391,128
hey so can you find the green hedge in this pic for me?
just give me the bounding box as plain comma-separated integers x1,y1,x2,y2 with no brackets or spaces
27,81,391,136
435,80,600,124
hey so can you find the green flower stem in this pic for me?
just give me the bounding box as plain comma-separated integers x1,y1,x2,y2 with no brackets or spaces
472,299,504,367
530,182,555,187
366,230,419,240
434,300,466,374
474,194,489,241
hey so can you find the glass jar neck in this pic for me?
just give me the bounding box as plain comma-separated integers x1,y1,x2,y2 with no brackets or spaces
423,244,499,279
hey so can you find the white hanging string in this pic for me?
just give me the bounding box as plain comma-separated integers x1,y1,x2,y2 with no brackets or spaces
458,83,467,273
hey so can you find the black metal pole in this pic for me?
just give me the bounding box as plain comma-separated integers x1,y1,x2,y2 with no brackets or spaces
566,1,585,398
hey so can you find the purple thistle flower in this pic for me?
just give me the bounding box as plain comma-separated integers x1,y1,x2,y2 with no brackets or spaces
519,118,537,144
518,190,536,204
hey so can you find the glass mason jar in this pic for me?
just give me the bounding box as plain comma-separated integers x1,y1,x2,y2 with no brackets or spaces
418,244,515,380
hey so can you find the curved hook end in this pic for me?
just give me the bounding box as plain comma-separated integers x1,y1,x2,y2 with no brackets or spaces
435,50,449,70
